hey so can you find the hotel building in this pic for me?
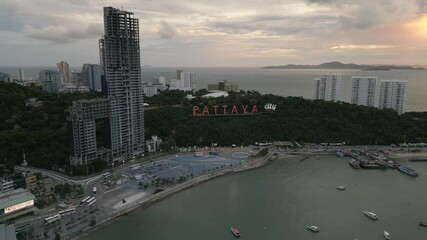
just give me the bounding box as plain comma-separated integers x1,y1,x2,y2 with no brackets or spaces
351,76,377,107
379,80,408,114
313,74,342,102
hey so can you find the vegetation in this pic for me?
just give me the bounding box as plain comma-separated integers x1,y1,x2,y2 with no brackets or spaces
54,183,84,199
0,82,101,173
2,82,427,173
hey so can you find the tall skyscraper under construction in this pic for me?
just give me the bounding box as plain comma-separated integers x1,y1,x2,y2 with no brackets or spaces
69,7,145,165
99,6,145,160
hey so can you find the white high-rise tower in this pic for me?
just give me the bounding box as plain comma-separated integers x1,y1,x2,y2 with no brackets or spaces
351,76,377,107
379,80,408,115
313,74,342,102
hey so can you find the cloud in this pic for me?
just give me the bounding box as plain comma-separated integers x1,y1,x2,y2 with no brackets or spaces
24,23,103,43
158,21,178,39
418,0,427,12
331,45,395,50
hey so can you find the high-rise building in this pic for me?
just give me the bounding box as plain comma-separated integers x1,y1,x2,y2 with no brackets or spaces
379,80,408,115
39,70,60,94
81,64,104,91
57,61,70,84
0,72,11,83
153,76,166,86
99,6,145,161
207,81,239,92
351,76,377,107
68,99,111,165
19,68,25,81
313,74,342,102
170,71,196,91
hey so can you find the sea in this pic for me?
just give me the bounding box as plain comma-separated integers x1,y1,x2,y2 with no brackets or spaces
84,156,427,240
1,66,426,112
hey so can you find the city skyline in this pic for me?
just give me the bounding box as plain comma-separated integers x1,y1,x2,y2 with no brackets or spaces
1,0,427,67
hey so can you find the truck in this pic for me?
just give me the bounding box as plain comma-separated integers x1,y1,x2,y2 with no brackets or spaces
93,187,97,194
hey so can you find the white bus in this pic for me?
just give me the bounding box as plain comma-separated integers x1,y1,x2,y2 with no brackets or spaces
85,197,96,206
44,214,61,225
102,172,111,178
80,196,91,206
130,164,141,171
87,199,97,207
59,208,76,217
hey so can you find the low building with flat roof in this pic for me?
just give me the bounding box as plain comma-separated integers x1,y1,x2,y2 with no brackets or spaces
0,223,17,240
0,188,35,221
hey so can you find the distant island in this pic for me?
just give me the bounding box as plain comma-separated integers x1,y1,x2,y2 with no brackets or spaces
263,61,426,70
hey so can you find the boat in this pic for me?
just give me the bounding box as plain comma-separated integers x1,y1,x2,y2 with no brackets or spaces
384,230,390,239
419,221,427,227
398,165,418,177
363,211,379,220
230,227,240,237
306,225,319,232
336,151,344,158
336,186,346,191
360,161,387,169
386,160,397,169
349,159,360,169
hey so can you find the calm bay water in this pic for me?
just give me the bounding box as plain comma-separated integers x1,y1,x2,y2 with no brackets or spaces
1,67,427,112
85,156,427,240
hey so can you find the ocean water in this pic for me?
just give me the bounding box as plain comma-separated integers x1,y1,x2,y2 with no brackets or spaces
1,66,426,112
85,156,427,240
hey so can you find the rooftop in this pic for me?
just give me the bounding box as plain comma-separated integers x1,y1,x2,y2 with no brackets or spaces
0,188,35,210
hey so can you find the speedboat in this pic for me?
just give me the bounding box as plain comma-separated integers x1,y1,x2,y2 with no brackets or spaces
336,186,346,191
419,221,427,227
363,211,379,220
384,230,390,239
306,225,319,232
230,227,240,238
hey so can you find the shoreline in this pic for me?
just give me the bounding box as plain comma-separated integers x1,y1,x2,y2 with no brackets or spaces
70,153,279,240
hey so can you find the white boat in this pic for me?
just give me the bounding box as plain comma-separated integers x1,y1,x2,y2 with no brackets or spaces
336,186,346,191
363,211,379,220
306,225,319,232
384,230,390,239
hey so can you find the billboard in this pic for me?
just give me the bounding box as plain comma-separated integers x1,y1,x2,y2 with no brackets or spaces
4,199,34,214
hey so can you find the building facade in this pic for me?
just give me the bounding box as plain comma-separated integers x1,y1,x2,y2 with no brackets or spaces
18,68,25,81
69,99,111,165
207,81,239,92
351,76,377,107
146,135,163,152
81,64,104,91
99,7,145,161
0,72,10,83
0,188,35,222
57,61,70,84
313,74,342,102
39,70,60,94
379,80,408,114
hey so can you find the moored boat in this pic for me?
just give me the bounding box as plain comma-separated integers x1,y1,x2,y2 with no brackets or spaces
306,225,319,232
384,230,390,239
349,159,360,169
386,160,397,169
363,211,379,220
230,227,240,237
398,165,418,177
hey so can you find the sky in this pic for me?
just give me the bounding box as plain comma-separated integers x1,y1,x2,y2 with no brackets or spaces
1,0,427,67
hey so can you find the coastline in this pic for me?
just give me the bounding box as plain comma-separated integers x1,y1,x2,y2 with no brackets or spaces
70,153,280,240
